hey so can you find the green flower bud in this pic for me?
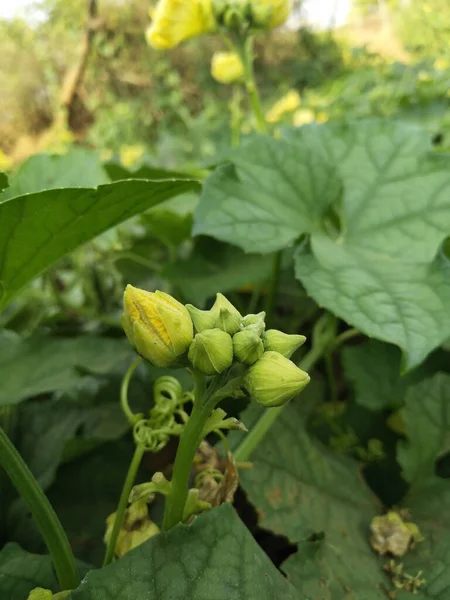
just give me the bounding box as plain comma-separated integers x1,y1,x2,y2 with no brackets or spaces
233,329,264,365
263,329,306,358
241,311,266,336
186,304,217,332
122,285,194,367
244,351,310,407
211,293,242,335
188,328,233,375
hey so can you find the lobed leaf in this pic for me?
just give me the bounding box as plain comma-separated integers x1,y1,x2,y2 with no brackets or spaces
68,504,298,600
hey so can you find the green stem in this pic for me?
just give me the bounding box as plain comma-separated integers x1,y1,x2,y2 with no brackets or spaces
103,443,145,566
234,345,325,462
239,37,266,132
324,352,338,404
264,251,282,325
120,357,143,425
332,328,360,350
162,371,212,531
0,426,79,591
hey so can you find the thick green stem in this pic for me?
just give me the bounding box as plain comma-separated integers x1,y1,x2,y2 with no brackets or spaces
234,345,325,462
264,251,282,325
103,443,145,566
120,357,143,425
0,426,79,591
162,371,213,531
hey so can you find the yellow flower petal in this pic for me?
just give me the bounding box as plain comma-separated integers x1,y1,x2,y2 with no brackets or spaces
146,0,215,49
211,52,244,84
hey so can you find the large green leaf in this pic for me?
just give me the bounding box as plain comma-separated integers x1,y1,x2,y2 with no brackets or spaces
397,373,450,484
0,331,132,406
194,121,450,369
237,383,388,599
0,150,109,201
295,231,450,370
193,134,341,253
68,504,298,600
0,543,57,599
0,177,200,309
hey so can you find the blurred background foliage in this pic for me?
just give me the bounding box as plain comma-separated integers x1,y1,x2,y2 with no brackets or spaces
1,0,449,172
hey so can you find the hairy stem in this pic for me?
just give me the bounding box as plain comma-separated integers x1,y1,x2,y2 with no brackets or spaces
0,426,80,591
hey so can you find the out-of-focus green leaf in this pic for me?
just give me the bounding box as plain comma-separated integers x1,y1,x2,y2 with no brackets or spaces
163,238,273,306
0,543,57,600
0,331,132,406
397,373,450,484
0,172,8,194
0,177,200,309
142,194,198,248
67,504,299,600
342,340,447,411
104,163,194,182
0,151,109,201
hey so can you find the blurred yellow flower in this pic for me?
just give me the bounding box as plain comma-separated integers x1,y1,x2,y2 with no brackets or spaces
211,52,244,84
259,0,292,28
0,150,13,171
266,89,301,123
316,111,329,124
120,145,145,168
418,70,432,82
146,0,215,49
434,57,449,71
293,108,315,126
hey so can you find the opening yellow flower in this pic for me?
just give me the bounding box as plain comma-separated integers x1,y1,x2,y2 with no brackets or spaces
146,0,216,49
211,52,244,84
122,285,194,367
266,89,301,123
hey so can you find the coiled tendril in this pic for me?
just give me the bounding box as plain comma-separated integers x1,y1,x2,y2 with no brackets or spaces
133,376,194,452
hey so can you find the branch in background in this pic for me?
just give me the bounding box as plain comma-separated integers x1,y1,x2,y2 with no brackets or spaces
60,0,103,135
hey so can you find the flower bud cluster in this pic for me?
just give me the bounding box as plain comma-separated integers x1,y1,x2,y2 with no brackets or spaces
145,0,291,50
122,286,310,407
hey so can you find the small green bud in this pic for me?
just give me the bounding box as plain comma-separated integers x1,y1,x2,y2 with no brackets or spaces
241,311,266,336
263,329,306,358
186,304,217,332
244,351,310,407
233,329,264,365
188,328,233,375
211,293,242,335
